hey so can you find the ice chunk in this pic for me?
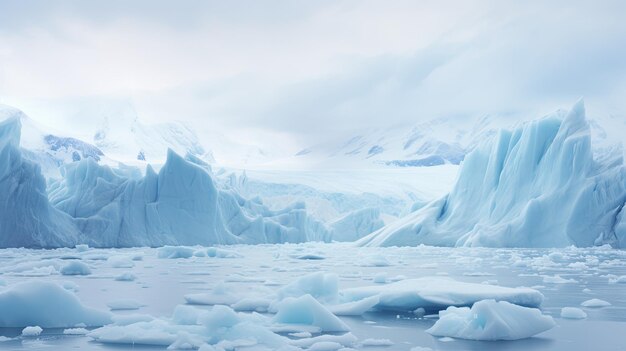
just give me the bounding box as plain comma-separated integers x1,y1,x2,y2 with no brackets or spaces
21,326,43,337
542,275,577,284
171,305,202,325
308,341,344,350
277,272,339,304
107,255,135,268
107,299,144,310
0,281,111,327
63,327,89,335
328,295,380,316
184,283,243,306
167,331,205,350
561,307,587,319
373,273,388,284
273,295,350,332
360,338,394,347
115,272,137,281
75,244,90,252
206,247,242,258
426,299,555,340
340,277,544,311
60,261,92,275
231,298,272,312
157,246,195,259
581,298,611,307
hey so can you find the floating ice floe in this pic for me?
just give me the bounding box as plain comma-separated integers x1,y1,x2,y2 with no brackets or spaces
272,294,350,332
0,281,111,328
106,299,145,311
581,298,611,307
157,246,195,259
426,299,555,340
114,272,137,281
561,307,587,319
60,261,92,275
21,326,43,337
89,303,356,350
340,277,544,312
63,327,89,335
542,275,577,284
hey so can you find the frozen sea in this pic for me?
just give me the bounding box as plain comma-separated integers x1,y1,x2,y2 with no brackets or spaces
0,243,625,351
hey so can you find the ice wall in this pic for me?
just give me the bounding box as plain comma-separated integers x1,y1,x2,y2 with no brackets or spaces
0,109,330,248
359,101,626,248
0,116,82,247
47,150,332,247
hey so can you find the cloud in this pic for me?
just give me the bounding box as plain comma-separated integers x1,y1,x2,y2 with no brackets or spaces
0,0,625,151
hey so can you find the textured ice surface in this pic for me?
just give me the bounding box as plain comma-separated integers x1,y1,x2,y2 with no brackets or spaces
0,281,111,327
360,101,626,248
340,277,544,311
0,109,337,248
0,116,82,247
426,300,555,340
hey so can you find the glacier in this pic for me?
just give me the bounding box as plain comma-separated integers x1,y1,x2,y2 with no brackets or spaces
0,116,83,247
359,101,626,248
0,109,338,248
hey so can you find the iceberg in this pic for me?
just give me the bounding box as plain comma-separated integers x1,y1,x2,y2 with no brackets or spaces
425,299,555,340
0,116,83,248
359,101,626,248
0,281,111,328
0,107,331,248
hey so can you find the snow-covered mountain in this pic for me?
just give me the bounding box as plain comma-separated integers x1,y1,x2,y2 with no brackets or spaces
0,100,218,179
286,111,623,170
0,104,108,179
358,101,626,248
91,102,214,165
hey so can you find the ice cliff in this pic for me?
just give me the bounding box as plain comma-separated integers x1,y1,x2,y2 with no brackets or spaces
0,110,331,248
359,101,626,248
0,116,83,247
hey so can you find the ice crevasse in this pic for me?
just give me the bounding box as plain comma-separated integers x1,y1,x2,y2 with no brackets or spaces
359,100,626,248
0,111,331,248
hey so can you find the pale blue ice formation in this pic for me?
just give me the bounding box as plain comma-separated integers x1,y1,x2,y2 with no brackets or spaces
0,116,83,247
0,109,332,248
359,101,626,248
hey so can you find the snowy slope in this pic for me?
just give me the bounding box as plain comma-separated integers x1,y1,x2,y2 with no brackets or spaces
0,104,106,178
359,101,626,248
91,101,213,165
286,111,622,170
284,115,499,169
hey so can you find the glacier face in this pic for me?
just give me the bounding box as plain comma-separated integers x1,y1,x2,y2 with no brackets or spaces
0,116,82,248
359,101,626,248
0,108,334,248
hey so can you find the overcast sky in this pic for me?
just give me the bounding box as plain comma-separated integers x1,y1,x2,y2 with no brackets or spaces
1,0,625,153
